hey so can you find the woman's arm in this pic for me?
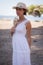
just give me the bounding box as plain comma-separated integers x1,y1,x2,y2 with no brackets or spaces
10,20,18,36
25,21,31,48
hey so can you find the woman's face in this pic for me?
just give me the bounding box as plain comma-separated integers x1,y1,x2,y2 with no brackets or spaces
16,8,24,16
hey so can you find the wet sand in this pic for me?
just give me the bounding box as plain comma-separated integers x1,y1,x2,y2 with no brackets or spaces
0,19,43,65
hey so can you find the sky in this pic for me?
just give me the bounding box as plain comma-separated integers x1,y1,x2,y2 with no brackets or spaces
0,0,43,16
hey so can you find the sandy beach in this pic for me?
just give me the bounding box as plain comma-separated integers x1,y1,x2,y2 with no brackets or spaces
0,19,43,65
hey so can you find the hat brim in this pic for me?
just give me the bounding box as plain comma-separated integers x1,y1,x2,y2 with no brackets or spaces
12,6,28,12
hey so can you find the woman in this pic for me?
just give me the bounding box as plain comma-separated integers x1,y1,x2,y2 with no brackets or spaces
10,2,31,65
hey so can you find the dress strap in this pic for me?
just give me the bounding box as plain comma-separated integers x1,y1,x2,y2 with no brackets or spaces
23,19,30,25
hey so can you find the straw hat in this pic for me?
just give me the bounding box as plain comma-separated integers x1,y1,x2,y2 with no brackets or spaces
12,2,28,12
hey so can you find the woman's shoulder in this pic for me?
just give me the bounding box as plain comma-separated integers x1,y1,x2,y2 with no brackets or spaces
25,19,31,28
25,18,31,24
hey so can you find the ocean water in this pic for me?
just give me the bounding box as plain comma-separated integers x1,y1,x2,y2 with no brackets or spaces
0,15,43,21
0,15,15,20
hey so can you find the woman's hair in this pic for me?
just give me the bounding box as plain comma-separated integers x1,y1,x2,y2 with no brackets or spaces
23,9,27,15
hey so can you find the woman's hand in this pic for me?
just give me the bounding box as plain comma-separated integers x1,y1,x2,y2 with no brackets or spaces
10,26,15,36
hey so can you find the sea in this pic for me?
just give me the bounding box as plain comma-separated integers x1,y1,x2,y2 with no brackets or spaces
0,15,14,20
0,15,43,22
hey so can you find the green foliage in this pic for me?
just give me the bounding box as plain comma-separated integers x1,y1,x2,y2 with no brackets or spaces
27,5,43,15
28,5,36,14
40,8,43,14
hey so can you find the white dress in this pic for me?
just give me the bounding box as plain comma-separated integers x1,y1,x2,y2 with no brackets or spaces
12,19,31,65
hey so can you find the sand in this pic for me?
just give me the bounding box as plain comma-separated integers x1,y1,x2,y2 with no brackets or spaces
0,19,13,29
0,19,43,65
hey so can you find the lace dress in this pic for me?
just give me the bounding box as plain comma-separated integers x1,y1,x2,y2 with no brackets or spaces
12,19,31,65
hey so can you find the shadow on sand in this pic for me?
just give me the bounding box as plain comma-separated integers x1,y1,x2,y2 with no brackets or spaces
0,26,43,65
